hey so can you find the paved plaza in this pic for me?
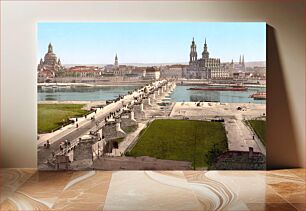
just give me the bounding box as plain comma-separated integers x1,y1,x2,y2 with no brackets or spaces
170,102,266,155
170,102,266,120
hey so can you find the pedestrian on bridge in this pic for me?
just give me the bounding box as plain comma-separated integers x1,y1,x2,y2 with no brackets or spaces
46,140,50,149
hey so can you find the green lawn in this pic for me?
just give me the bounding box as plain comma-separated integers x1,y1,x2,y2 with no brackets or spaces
127,119,228,168
38,104,90,134
248,120,266,146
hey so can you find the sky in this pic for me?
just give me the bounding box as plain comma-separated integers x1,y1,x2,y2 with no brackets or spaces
37,22,266,64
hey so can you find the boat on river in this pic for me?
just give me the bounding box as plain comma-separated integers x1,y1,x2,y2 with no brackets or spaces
249,92,266,100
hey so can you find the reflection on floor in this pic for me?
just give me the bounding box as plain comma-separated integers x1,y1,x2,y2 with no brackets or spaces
0,169,304,210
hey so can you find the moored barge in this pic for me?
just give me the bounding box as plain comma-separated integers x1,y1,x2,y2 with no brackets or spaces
249,92,266,100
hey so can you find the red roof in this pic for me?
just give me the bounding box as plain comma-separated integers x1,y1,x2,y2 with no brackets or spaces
133,67,146,72
146,67,160,72
68,66,99,73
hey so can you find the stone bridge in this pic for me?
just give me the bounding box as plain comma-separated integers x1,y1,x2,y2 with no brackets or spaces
38,79,177,170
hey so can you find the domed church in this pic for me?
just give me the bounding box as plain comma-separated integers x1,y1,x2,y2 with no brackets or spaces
37,43,64,77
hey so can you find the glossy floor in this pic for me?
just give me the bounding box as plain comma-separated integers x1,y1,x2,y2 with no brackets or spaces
0,169,304,210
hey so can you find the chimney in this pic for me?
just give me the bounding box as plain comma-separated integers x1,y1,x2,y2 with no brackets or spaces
249,147,254,158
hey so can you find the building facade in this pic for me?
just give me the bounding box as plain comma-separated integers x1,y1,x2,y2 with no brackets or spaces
160,64,186,79
130,67,146,78
144,67,160,80
64,66,101,77
185,38,229,79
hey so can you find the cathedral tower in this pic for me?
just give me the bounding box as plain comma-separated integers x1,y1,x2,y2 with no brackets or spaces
114,53,119,67
242,55,245,70
202,38,209,59
189,38,197,64
48,43,53,53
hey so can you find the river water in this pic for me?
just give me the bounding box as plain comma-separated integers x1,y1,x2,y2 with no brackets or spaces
169,85,266,104
38,86,142,101
38,85,266,104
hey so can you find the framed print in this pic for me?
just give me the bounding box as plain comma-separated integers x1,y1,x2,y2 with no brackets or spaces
37,22,266,170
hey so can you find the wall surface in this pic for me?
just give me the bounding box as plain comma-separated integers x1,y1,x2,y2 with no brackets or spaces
1,0,304,168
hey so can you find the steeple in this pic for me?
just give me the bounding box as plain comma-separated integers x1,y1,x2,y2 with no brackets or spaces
48,43,53,53
242,55,245,64
114,53,119,67
202,38,209,59
239,55,241,64
58,58,61,65
189,38,197,64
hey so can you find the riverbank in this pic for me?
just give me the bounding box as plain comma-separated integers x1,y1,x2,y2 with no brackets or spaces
38,85,141,102
38,100,95,104
37,81,148,87
38,100,106,110
178,82,266,88
170,102,266,120
177,78,266,86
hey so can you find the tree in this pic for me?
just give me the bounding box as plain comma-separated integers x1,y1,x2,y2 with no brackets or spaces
205,143,223,169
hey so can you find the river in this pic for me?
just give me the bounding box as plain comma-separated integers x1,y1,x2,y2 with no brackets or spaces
38,84,266,104
38,85,142,101
169,85,266,104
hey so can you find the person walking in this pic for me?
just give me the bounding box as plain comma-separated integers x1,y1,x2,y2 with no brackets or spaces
46,140,50,149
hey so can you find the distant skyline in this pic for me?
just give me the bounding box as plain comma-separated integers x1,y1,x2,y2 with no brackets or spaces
38,22,266,64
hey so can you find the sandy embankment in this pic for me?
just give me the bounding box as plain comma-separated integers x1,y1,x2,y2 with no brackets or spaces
38,100,106,110
170,102,266,119
37,81,147,87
